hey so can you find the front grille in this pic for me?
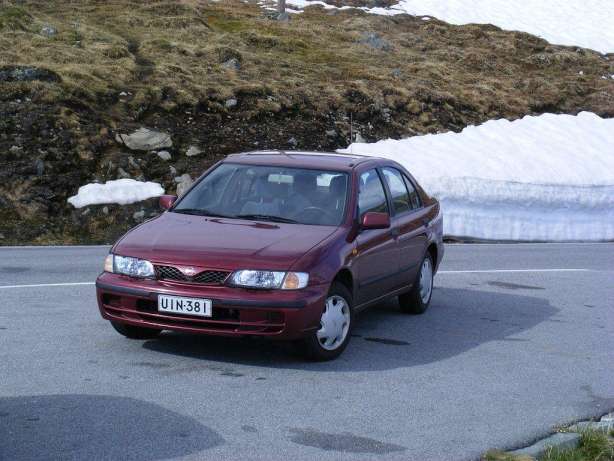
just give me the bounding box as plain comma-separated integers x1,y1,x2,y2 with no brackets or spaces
155,265,230,285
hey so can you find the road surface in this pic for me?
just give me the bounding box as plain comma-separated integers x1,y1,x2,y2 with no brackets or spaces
1,243,613,460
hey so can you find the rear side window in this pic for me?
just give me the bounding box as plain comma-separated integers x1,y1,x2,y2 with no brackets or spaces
358,169,389,217
402,174,422,209
382,167,411,214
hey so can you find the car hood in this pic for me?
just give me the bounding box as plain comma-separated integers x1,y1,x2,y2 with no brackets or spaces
113,211,338,270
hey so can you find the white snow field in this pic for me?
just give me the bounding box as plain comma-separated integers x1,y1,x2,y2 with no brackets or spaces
339,112,614,241
282,0,614,54
68,179,164,208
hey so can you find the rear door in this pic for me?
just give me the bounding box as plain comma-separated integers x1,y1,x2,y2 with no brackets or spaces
381,167,428,289
354,168,399,305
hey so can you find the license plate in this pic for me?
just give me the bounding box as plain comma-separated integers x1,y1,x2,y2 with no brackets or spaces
158,295,212,317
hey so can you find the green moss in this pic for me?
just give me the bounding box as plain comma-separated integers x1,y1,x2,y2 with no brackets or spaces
0,5,33,30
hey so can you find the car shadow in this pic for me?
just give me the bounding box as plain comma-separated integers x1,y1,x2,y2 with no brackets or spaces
141,287,558,372
0,394,224,460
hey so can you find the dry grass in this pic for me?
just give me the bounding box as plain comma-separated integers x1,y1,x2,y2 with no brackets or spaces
2,0,613,130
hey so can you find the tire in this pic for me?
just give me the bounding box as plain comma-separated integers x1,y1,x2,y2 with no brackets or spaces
297,282,353,361
399,252,434,315
110,321,162,340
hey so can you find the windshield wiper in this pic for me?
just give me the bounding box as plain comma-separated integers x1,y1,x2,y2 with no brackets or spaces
172,208,232,218
236,214,299,224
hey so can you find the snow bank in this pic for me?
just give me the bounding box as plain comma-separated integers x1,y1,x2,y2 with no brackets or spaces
68,179,165,208
283,0,614,54
339,112,614,241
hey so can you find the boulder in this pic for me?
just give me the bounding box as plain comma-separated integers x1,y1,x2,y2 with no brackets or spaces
115,128,172,151
186,145,203,157
222,58,241,71
40,24,57,38
174,174,193,196
157,150,172,161
0,66,60,82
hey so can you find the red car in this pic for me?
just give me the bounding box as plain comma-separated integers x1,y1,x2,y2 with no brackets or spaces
96,151,444,360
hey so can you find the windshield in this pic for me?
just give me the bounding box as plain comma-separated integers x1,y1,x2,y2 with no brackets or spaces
172,163,349,226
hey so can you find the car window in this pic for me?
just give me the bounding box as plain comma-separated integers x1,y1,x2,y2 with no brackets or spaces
382,167,411,214
358,169,389,218
402,174,422,210
173,163,348,226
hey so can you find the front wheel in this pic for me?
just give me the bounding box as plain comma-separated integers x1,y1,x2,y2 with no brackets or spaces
399,253,434,315
111,321,162,339
297,282,353,361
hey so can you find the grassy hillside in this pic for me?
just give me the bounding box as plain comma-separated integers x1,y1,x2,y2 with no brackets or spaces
1,0,613,244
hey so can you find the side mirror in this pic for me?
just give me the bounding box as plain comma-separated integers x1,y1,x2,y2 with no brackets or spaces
361,212,390,230
159,195,177,210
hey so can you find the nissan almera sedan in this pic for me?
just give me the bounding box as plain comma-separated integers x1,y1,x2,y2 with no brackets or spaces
96,150,444,360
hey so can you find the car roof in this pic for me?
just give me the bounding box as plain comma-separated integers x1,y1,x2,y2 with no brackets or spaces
224,150,387,171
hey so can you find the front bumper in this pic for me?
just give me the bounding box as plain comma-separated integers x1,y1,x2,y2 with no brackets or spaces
96,272,328,340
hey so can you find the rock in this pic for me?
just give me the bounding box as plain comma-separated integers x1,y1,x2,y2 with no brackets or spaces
569,421,614,433
40,24,57,38
115,128,172,151
174,174,193,196
169,166,177,176
132,210,146,221
0,66,60,82
186,145,203,157
222,58,241,71
225,98,238,108
157,150,172,161
35,159,45,176
128,156,139,169
509,433,581,459
9,145,22,154
382,107,392,122
359,32,392,51
117,167,130,179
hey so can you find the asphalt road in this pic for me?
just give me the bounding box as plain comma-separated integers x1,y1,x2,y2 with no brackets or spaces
1,243,613,460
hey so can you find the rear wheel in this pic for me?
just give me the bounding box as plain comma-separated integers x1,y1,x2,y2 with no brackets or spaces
399,253,434,315
111,321,162,339
297,282,353,361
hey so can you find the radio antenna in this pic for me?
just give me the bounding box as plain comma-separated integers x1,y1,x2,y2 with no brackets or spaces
350,112,353,154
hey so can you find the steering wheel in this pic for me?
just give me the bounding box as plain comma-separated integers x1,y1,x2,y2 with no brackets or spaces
291,206,336,224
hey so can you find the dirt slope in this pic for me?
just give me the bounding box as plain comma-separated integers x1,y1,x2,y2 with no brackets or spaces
1,0,613,244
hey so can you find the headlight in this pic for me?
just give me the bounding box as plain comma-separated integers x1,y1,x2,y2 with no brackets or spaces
230,270,309,290
104,254,155,279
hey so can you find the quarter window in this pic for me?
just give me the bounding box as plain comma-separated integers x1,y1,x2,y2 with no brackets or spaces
382,167,411,214
402,174,422,209
358,169,389,218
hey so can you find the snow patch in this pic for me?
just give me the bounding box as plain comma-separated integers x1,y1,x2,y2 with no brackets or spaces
68,179,165,208
339,112,614,241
